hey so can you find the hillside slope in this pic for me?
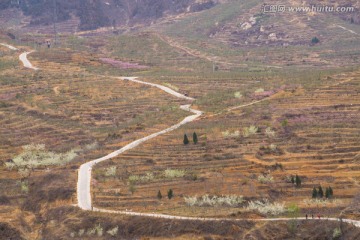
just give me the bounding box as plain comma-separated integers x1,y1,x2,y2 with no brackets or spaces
0,0,219,31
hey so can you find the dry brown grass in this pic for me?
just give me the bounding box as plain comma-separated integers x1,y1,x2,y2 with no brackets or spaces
94,69,360,219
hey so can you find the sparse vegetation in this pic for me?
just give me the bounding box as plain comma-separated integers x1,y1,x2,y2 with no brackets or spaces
222,130,240,138
107,226,119,237
265,127,276,138
243,125,258,137
128,172,155,183
247,199,285,215
6,144,77,170
164,169,186,179
333,227,342,239
105,166,117,177
184,194,244,207
258,174,274,184
234,91,242,99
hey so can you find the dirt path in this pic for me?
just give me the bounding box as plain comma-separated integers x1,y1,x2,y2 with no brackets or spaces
336,25,358,35
0,43,18,50
19,51,39,70
156,33,247,67
0,42,39,70
156,33,282,69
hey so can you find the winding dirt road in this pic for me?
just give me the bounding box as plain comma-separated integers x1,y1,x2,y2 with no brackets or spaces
0,43,38,70
2,42,360,228
19,51,39,70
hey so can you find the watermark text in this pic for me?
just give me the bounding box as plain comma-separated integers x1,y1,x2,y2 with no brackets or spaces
262,5,355,13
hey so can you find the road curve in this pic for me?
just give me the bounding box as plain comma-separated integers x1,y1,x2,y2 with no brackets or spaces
0,43,39,70
77,77,202,210
19,52,39,70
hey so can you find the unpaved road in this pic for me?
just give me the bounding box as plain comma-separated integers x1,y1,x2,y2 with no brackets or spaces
2,42,359,228
0,43,39,70
0,43,18,50
19,51,39,70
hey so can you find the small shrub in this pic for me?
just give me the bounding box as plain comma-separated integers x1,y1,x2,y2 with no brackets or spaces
129,184,136,195
303,198,342,207
258,174,274,183
247,199,285,215
184,196,198,206
234,91,243,98
265,127,276,137
105,166,117,177
184,194,244,207
107,226,119,236
164,169,186,178
128,172,154,183
311,37,320,44
78,229,85,237
95,224,103,237
7,144,77,169
269,144,277,151
19,181,29,193
128,175,140,183
333,227,342,239
243,125,258,137
281,119,288,127
222,130,240,138
87,227,96,236
287,203,300,218
255,88,265,93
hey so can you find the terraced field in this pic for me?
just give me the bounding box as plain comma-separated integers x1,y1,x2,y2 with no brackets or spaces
0,43,191,195
93,68,360,218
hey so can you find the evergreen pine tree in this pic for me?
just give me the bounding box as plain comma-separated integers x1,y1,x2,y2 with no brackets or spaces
183,134,189,145
311,37,320,44
157,190,162,200
318,186,324,198
329,186,333,197
312,187,318,198
167,189,173,199
325,187,330,198
193,132,198,144
295,175,301,187
291,176,295,184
